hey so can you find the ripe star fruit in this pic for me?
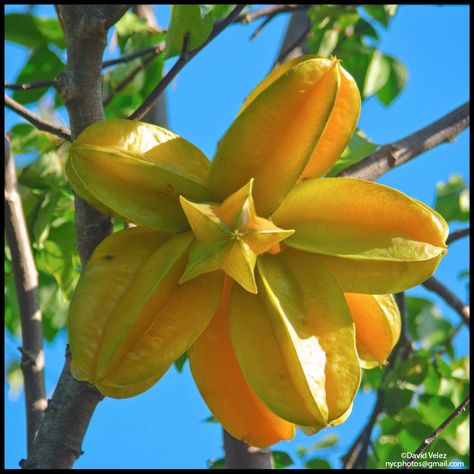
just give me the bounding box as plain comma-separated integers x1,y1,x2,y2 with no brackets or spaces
66,55,448,447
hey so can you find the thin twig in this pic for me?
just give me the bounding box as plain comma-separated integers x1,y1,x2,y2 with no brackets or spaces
102,44,163,68
129,4,247,121
5,136,47,456
422,276,470,325
4,95,71,141
4,80,56,91
339,102,470,180
406,395,470,469
250,13,278,41
447,227,469,245
236,4,308,24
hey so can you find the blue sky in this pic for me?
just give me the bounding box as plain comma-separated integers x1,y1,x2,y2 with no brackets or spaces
4,4,469,469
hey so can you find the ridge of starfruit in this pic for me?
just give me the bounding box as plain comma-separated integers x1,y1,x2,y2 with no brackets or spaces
66,55,448,448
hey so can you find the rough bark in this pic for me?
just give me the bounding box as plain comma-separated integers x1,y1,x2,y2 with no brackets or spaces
5,137,47,455
223,431,274,469
21,5,128,469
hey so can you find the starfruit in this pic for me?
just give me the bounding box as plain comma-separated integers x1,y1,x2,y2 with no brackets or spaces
66,54,448,448
68,227,223,398
67,119,214,232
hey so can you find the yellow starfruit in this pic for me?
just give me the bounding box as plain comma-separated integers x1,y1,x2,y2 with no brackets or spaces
66,55,448,448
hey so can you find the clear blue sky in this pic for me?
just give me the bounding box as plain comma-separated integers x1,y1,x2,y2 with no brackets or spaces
5,5,469,469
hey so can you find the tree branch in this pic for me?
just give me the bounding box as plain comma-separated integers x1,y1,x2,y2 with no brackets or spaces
339,102,470,180
422,277,470,325
223,431,274,469
5,136,47,456
406,395,470,469
446,227,469,245
235,4,309,24
129,4,247,121
5,94,71,141
21,5,127,469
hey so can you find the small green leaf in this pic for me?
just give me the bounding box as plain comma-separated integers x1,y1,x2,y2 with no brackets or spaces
326,129,379,177
272,451,294,469
363,50,391,97
115,12,151,50
318,29,339,57
360,365,383,391
174,352,188,372
6,359,24,400
363,6,395,28
165,5,214,58
211,5,236,20
399,422,433,453
354,18,379,40
312,433,339,450
5,13,47,48
384,388,413,416
34,17,66,49
202,414,218,423
305,458,331,469
18,149,65,191
434,175,470,222
9,123,58,157
12,47,64,104
376,56,408,106
207,457,226,469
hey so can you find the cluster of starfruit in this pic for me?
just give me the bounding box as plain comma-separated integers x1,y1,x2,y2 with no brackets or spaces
66,56,448,447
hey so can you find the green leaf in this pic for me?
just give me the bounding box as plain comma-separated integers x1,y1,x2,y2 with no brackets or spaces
31,190,61,246
5,13,48,48
336,43,373,95
207,457,226,469
360,365,383,392
312,433,339,450
379,415,402,435
376,56,408,106
12,47,64,104
34,17,66,49
5,14,65,49
326,129,379,177
9,123,58,157
337,11,360,29
363,50,391,97
318,29,339,57
38,220,79,298
363,6,396,28
272,451,294,469
18,149,65,191
4,258,22,339
6,359,24,400
354,18,380,40
305,458,331,469
434,175,470,222
211,5,236,20
38,272,69,341
405,297,452,350
202,414,218,423
419,394,455,429
174,352,188,372
165,5,214,58
115,12,151,50
397,357,429,385
384,388,413,416
399,422,433,453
